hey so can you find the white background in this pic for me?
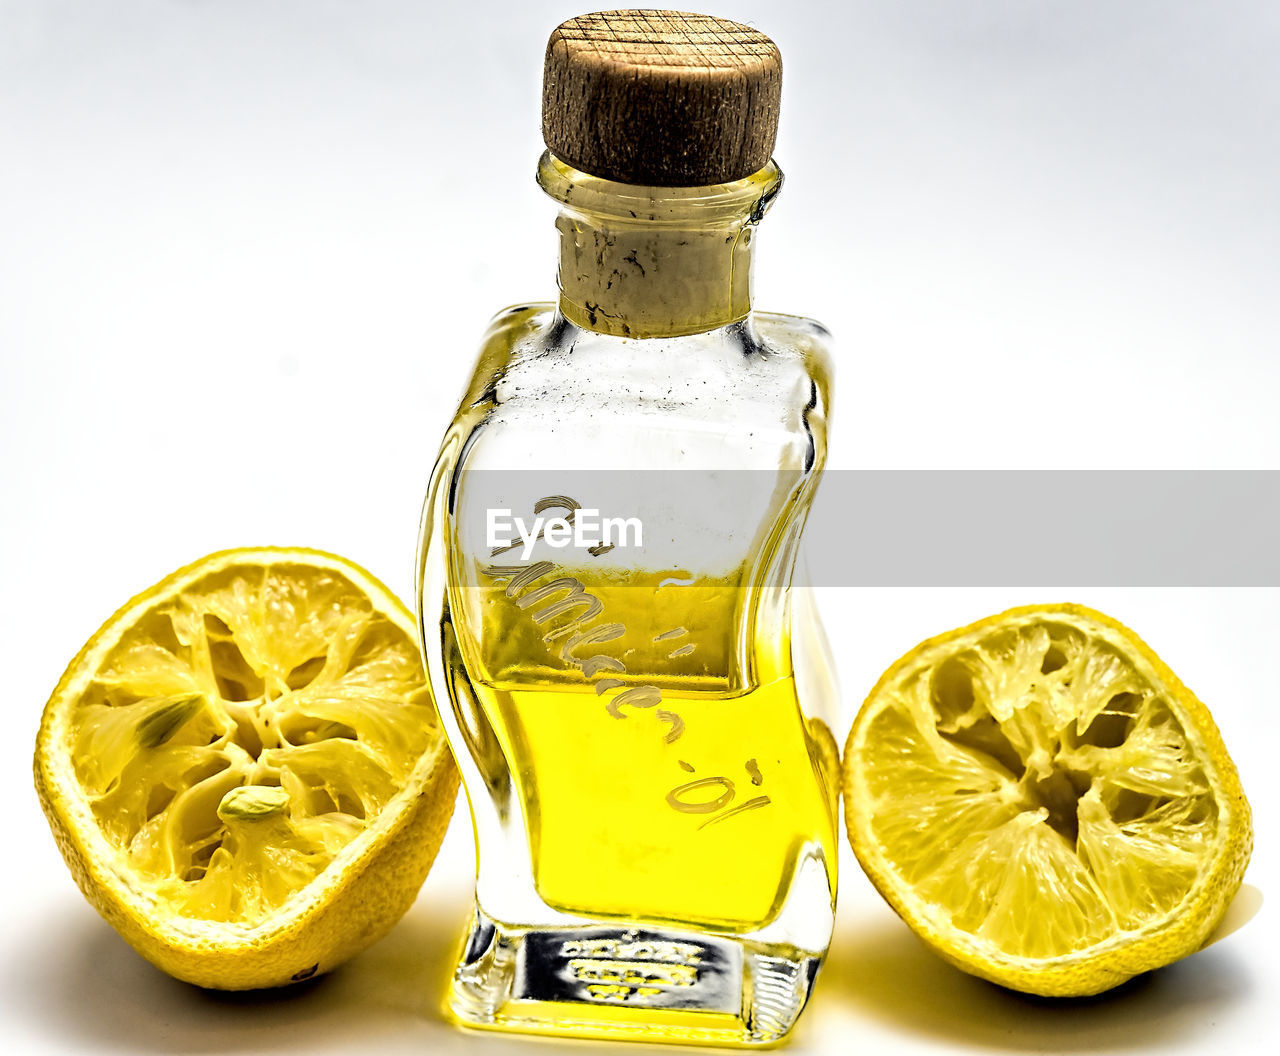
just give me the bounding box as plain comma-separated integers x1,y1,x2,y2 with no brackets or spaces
1,2,1276,1054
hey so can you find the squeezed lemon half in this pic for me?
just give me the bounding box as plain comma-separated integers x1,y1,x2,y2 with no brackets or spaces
843,604,1252,997
34,548,458,989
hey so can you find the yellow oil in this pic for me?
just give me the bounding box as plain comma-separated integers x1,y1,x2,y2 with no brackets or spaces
456,565,839,930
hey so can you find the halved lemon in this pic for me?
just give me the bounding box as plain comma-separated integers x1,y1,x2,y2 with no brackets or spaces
843,604,1252,997
34,548,458,989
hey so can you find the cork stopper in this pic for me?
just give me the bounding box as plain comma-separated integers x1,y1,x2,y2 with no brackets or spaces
542,10,782,187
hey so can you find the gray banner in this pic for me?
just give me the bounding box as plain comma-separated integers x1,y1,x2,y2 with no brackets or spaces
807,470,1280,586
454,470,1280,587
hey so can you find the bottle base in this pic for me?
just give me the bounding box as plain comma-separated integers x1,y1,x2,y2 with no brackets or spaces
447,906,822,1046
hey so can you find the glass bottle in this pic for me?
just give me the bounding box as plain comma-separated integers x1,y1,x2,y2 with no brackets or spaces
416,11,838,1046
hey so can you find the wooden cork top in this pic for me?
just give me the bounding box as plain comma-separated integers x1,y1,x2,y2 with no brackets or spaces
542,10,782,187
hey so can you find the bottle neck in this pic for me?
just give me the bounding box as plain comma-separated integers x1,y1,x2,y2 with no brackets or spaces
537,152,783,340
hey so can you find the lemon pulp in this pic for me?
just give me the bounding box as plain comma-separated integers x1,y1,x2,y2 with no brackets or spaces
60,555,440,927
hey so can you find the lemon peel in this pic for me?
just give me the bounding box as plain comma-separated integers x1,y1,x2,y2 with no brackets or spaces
843,604,1252,997
35,547,458,989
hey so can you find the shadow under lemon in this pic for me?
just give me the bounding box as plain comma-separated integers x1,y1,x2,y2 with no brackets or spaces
5,883,470,1055
813,890,1259,1054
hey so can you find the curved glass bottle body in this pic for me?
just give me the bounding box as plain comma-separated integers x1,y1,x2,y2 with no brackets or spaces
417,303,838,1045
